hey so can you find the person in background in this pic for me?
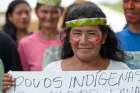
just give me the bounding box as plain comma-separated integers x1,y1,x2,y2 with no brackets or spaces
2,0,31,44
116,0,140,69
45,1,129,71
0,32,22,73
18,0,63,71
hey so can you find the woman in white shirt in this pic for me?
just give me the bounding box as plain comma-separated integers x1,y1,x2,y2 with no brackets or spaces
45,1,129,71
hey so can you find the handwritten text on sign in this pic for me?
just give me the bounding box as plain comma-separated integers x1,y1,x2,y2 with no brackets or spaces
7,70,140,93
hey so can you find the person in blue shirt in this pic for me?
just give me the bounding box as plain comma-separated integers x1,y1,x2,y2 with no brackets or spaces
116,0,140,69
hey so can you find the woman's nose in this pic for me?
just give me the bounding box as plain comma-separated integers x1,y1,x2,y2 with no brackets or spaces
79,33,88,44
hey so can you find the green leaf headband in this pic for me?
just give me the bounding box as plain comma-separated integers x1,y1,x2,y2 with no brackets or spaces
65,18,106,28
37,0,61,7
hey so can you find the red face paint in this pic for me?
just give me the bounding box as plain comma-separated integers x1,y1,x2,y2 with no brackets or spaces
70,26,104,51
88,35,103,45
70,34,79,46
71,32,103,47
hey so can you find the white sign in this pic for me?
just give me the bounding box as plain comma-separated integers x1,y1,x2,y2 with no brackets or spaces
7,70,140,93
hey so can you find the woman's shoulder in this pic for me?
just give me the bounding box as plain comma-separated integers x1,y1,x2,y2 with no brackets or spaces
19,32,39,45
43,60,63,72
107,60,130,70
0,32,13,41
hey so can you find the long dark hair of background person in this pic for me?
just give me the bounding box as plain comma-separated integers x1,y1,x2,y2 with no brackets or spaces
3,0,31,42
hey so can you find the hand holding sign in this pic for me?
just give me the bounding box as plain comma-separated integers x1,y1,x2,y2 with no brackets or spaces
2,73,14,92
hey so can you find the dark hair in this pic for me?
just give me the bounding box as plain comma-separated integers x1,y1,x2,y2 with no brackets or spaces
3,0,31,41
62,1,124,61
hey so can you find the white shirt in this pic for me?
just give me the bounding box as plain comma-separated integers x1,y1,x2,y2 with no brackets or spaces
44,60,130,72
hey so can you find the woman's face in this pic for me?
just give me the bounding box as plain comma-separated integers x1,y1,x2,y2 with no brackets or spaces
9,3,31,30
36,5,61,29
70,25,106,61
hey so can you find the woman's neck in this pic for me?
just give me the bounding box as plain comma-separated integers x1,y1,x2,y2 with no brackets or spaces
63,56,109,71
16,29,28,43
40,27,59,39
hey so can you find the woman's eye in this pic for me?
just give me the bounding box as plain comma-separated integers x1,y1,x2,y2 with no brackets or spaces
52,10,59,14
89,32,95,34
73,32,81,35
88,32,96,35
41,10,48,14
